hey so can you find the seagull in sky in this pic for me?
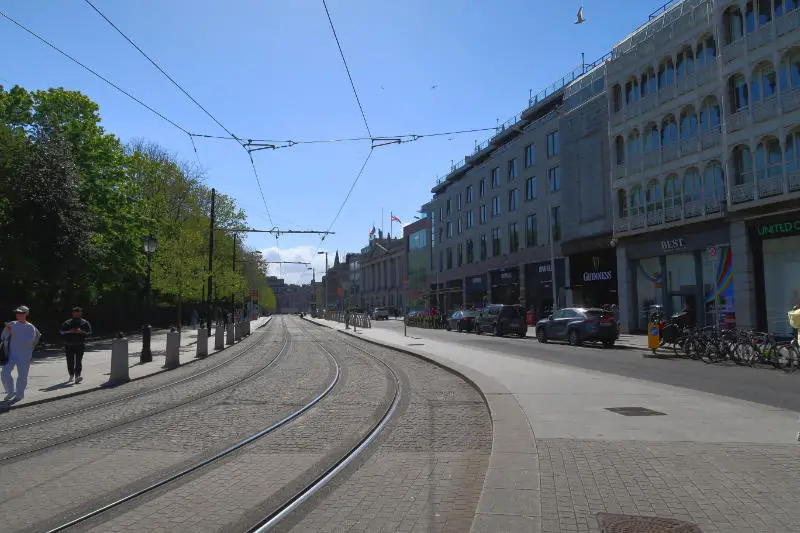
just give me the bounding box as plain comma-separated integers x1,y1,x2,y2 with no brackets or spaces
431,84,438,90
575,6,586,24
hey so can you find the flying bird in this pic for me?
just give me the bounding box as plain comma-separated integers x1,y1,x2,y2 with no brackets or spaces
575,6,586,24
430,84,438,90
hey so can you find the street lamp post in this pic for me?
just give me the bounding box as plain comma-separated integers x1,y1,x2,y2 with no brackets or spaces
141,233,158,363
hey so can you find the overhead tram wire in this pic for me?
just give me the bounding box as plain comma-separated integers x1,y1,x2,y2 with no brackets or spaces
82,0,273,225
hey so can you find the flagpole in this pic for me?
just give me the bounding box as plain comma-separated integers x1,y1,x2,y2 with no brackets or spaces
381,208,384,237
390,211,393,239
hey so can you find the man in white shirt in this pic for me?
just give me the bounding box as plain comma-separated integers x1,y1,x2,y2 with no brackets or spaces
1,305,42,402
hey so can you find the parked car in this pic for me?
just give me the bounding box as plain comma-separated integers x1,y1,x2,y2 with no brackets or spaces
372,307,390,320
535,307,618,347
446,310,477,332
474,304,528,337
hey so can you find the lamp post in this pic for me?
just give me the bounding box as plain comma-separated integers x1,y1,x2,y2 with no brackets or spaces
317,251,329,313
141,233,158,363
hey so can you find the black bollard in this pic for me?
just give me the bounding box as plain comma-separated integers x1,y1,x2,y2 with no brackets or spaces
141,324,153,363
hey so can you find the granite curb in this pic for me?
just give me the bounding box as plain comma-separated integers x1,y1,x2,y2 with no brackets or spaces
301,316,542,533
2,317,273,412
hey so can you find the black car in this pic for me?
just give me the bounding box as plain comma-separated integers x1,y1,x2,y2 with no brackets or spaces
535,307,618,347
475,304,527,337
446,310,477,332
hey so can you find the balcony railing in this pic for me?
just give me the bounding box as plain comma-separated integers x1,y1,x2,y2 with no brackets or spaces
790,171,800,192
684,200,703,218
731,182,755,204
681,135,699,156
753,97,778,123
646,209,663,226
783,87,800,113
704,197,724,215
747,25,774,52
722,39,744,64
696,64,717,87
757,176,783,198
661,144,679,163
700,127,721,150
726,109,749,134
777,8,800,36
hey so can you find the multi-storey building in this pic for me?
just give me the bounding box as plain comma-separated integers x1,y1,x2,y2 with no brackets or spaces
403,215,430,311
361,236,405,312
424,59,613,317
608,0,800,334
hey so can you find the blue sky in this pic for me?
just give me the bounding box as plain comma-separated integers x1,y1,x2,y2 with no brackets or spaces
2,0,671,284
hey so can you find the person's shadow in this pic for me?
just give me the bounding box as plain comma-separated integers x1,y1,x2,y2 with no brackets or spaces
39,380,75,392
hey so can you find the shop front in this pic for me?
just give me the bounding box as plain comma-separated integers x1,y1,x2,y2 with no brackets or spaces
623,223,733,332
444,279,464,311
750,214,800,336
568,249,617,308
489,267,520,305
524,259,565,318
465,274,488,308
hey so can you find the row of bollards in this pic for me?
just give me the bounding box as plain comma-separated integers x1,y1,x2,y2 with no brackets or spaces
108,321,254,386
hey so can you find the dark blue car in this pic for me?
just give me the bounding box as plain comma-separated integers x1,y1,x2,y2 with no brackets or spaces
535,307,618,347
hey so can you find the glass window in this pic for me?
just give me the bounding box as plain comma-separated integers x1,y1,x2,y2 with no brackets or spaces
526,214,538,246
526,177,537,200
551,206,561,242
466,210,474,229
508,223,519,253
457,243,463,267
492,167,500,188
479,178,486,197
446,247,453,269
491,228,502,256
457,217,463,235
524,144,535,168
548,166,561,191
466,185,473,203
666,253,698,317
702,246,735,329
763,236,800,335
680,108,698,139
480,204,487,224
480,234,487,260
508,158,518,181
547,131,559,158
492,196,500,216
508,189,518,211
466,239,474,263
635,257,665,330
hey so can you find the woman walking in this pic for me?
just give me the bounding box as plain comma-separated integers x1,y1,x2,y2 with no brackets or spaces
1,305,42,403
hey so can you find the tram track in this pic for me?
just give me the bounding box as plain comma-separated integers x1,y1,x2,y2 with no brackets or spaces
0,317,277,434
26,318,401,533
0,318,291,463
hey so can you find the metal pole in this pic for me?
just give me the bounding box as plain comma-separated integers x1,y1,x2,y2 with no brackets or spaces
324,252,329,313
231,233,236,323
141,252,153,363
548,207,558,311
207,188,215,336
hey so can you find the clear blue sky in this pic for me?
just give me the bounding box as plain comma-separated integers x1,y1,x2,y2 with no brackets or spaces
2,0,671,284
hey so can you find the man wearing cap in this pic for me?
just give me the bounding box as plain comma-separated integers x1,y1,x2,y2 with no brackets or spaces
59,306,92,383
1,305,42,402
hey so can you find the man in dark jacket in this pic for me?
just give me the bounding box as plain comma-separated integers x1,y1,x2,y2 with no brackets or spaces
59,306,92,383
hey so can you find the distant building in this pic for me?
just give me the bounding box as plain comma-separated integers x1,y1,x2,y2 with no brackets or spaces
403,216,430,310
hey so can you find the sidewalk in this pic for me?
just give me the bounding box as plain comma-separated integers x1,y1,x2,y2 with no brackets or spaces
5,317,271,408
306,317,800,533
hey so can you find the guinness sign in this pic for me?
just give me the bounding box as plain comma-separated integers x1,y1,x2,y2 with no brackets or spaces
582,271,613,282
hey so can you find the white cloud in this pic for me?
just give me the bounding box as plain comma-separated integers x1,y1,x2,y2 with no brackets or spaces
259,245,334,286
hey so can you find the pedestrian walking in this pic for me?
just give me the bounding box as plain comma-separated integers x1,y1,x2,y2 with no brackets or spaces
1,305,42,403
59,306,92,384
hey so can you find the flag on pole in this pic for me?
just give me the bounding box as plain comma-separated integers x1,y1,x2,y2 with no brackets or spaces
391,215,402,224
369,226,376,237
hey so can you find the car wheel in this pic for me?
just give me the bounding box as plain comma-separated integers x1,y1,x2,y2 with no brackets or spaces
603,340,615,348
446,324,451,331
494,324,502,337
568,329,581,346
536,328,547,343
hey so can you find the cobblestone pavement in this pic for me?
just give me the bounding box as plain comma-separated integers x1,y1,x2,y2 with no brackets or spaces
0,320,338,533
537,439,800,533
0,320,286,457
0,317,280,428
71,323,396,533
273,328,492,533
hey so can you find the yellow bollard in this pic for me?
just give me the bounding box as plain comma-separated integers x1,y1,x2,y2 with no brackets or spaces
647,321,660,355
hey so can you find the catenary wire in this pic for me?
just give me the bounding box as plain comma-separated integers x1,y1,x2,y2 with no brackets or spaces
321,0,371,139
82,0,274,226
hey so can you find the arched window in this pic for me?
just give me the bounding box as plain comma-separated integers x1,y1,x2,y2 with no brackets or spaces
758,0,773,25
630,185,644,216
696,35,717,68
699,96,721,130
779,48,800,92
786,130,800,174
676,46,695,83
640,67,657,97
617,189,628,218
612,84,623,112
680,106,699,139
646,179,662,213
643,123,660,153
756,136,783,181
625,77,640,105
733,145,754,184
615,136,625,164
683,168,702,204
627,130,641,161
658,58,676,89
661,115,678,147
664,174,682,209
729,74,749,112
723,6,745,44
703,162,726,203
751,62,777,102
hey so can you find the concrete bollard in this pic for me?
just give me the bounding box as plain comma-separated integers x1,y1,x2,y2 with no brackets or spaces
196,328,208,358
234,322,243,341
226,323,235,345
245,321,251,336
109,334,130,384
165,328,181,369
215,325,225,350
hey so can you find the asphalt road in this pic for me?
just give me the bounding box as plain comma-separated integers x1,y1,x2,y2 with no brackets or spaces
374,319,800,412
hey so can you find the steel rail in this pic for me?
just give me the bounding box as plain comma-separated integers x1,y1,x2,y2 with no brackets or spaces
42,319,341,533
248,321,402,532
0,318,276,434
0,319,290,463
